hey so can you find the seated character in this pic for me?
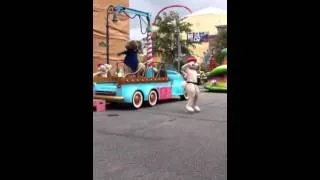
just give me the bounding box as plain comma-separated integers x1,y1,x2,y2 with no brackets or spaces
158,64,167,77
93,64,112,78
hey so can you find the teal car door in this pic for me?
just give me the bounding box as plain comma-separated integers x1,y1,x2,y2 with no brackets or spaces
167,70,185,96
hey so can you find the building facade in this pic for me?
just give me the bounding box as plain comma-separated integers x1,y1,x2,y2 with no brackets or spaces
182,7,227,64
93,0,129,72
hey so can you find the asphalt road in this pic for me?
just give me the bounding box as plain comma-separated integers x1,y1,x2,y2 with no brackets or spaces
93,90,227,180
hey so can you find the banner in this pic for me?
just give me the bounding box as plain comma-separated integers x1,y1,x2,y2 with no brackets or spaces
187,32,209,43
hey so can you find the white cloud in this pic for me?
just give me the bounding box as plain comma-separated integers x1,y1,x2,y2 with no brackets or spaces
130,28,146,40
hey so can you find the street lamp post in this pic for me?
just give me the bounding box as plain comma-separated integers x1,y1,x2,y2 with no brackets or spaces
175,17,182,73
106,5,116,64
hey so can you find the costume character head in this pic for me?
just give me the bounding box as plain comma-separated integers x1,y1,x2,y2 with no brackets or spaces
123,41,139,72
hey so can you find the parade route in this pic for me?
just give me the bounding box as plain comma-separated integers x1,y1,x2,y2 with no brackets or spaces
93,91,227,180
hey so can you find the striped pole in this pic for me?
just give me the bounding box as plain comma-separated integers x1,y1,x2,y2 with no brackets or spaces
146,32,153,68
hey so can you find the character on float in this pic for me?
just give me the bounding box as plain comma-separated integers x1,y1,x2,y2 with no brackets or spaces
93,63,112,78
181,56,201,113
117,40,145,77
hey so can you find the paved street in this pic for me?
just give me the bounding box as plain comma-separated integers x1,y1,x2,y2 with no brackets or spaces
93,91,227,180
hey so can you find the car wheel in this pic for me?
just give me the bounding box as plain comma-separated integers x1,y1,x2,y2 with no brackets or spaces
148,90,158,106
132,91,143,109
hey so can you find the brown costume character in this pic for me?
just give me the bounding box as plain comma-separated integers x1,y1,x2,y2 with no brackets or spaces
117,41,146,77
181,56,201,112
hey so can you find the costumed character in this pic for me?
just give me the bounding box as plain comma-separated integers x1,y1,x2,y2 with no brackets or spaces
93,64,112,78
152,48,166,77
181,56,201,113
117,41,146,77
154,64,166,78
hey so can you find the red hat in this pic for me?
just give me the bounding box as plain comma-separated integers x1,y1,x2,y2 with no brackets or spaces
186,56,197,63
97,64,103,67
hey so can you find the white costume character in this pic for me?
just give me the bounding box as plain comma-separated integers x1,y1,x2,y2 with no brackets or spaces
181,56,200,112
93,64,112,78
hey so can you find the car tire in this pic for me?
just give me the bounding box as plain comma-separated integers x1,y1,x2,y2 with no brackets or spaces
132,91,144,109
148,90,158,107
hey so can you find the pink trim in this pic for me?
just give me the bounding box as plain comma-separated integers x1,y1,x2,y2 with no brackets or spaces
159,87,172,100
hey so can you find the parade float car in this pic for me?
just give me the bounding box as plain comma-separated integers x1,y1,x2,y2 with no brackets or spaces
93,63,187,109
204,65,227,92
93,5,187,109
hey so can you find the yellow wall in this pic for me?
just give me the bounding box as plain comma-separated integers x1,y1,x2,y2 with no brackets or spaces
184,14,227,35
182,14,227,63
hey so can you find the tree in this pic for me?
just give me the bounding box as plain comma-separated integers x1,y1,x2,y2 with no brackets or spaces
214,28,227,64
152,11,195,68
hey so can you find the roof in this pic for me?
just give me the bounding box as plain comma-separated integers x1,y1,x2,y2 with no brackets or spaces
184,7,227,17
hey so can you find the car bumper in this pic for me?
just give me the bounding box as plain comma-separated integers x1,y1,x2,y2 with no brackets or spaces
93,95,125,102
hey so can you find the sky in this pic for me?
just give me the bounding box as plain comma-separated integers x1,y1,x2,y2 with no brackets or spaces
129,0,227,40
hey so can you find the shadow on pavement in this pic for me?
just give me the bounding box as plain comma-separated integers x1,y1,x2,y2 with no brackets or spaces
203,90,227,94
105,98,184,111
106,103,136,111
157,98,182,104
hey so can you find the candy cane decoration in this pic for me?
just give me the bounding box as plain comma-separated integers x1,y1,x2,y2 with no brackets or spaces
146,32,153,68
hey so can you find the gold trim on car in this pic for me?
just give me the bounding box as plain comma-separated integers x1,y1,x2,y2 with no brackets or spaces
93,95,124,102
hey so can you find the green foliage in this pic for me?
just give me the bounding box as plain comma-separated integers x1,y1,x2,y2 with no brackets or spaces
172,57,187,71
153,11,195,64
214,28,227,64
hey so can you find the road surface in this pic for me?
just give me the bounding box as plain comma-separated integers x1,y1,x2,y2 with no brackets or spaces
93,91,227,180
